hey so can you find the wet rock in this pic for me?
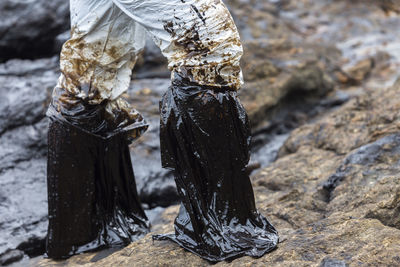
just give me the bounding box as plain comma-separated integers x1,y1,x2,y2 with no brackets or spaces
37,212,400,267
0,57,58,76
230,0,400,93
0,119,48,170
321,133,400,231
0,58,58,257
0,0,69,61
16,237,46,258
0,158,48,257
0,250,24,266
342,58,374,84
365,191,400,230
322,133,400,197
126,79,180,208
227,0,290,41
136,169,178,208
0,57,58,134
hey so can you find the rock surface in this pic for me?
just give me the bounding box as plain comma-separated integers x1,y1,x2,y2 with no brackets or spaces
38,73,400,267
279,80,400,157
0,0,70,61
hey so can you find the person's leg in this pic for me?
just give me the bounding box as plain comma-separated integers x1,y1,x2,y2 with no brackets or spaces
112,0,243,90
46,0,149,259
112,0,278,261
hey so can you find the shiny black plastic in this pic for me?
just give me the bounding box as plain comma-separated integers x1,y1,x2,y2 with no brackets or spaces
46,88,149,259
153,76,279,262
46,87,149,143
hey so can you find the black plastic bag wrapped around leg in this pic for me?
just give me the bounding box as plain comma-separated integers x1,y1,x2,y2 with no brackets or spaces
46,120,149,259
46,88,149,259
153,77,279,262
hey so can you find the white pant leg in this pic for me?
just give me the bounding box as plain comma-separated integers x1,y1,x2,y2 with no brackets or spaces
112,0,244,89
58,0,146,104
51,0,148,141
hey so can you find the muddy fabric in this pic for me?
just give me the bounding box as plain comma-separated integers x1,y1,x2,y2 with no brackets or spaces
47,87,148,142
58,0,145,106
59,0,242,105
46,119,149,259
153,76,279,262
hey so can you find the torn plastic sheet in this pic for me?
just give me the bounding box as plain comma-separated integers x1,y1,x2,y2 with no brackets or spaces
153,75,279,262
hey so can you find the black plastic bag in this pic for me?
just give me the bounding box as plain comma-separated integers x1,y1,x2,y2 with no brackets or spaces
46,87,149,259
153,76,279,262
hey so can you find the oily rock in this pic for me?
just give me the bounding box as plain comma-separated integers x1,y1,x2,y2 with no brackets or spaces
0,0,69,61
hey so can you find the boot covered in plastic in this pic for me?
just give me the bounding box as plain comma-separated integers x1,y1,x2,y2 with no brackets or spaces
46,88,149,259
153,75,279,262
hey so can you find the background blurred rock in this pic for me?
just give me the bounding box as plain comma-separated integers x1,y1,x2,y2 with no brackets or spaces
0,0,69,62
1,0,400,266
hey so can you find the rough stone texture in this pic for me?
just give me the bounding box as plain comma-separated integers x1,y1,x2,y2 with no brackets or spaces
0,58,59,257
0,249,24,266
239,40,335,126
126,79,179,208
0,0,70,61
279,79,400,157
38,76,400,267
0,57,57,134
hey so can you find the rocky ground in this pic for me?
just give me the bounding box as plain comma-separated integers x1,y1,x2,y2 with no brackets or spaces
0,0,399,266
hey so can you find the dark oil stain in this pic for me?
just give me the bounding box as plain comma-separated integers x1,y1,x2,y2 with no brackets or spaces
172,25,210,58
163,21,176,37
